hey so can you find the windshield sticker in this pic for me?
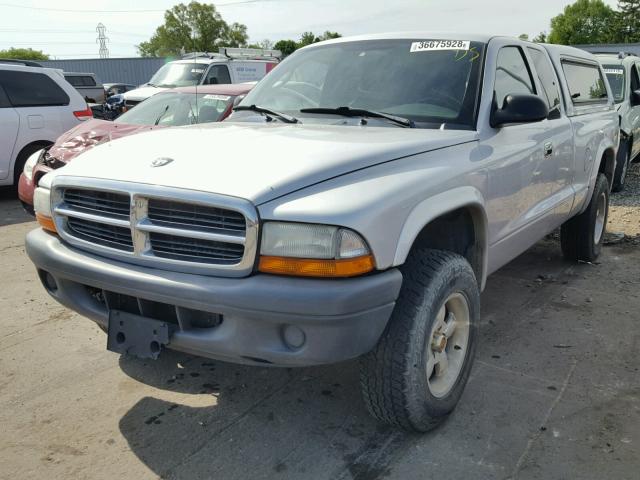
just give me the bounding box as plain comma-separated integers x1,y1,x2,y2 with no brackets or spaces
202,94,231,101
410,40,470,52
604,68,624,75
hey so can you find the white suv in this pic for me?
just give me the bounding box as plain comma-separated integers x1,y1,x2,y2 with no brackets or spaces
0,60,92,187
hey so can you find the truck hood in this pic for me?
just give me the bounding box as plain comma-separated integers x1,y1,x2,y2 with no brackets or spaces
48,122,478,204
122,85,168,102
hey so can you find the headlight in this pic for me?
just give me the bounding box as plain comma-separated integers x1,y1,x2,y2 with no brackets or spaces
258,222,374,277
33,187,57,234
22,149,43,181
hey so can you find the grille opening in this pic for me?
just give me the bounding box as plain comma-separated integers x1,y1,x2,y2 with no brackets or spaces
148,199,246,234
67,217,133,251
95,289,222,330
150,232,244,264
103,291,179,326
63,189,130,219
177,307,223,329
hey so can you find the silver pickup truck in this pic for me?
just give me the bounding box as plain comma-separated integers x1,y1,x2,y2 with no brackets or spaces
26,33,618,432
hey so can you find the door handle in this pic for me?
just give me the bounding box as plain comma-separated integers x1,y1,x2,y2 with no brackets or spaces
544,141,553,157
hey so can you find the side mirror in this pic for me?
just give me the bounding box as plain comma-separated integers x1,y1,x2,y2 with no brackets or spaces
233,95,246,107
631,90,640,106
490,94,549,128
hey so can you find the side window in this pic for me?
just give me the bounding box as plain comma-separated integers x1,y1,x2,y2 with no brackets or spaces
0,84,10,108
0,71,70,107
65,76,81,87
204,65,231,85
631,64,640,92
527,47,561,115
494,47,535,107
562,62,607,104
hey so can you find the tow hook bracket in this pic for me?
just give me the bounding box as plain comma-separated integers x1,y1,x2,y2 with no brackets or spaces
107,310,170,360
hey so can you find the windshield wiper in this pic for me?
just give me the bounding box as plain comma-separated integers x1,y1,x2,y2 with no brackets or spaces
300,106,415,128
154,105,169,125
233,104,298,124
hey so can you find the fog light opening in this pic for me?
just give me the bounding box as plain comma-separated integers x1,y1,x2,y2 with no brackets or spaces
282,325,306,350
39,270,58,294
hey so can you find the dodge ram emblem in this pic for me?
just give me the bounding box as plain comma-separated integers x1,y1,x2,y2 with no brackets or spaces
151,157,174,167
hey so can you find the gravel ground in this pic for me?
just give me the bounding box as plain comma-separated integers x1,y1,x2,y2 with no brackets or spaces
609,162,640,237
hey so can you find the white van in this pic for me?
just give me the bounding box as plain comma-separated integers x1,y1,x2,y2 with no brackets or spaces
122,48,279,108
0,60,92,187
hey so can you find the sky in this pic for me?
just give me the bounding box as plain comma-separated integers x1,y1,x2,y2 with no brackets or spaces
0,0,621,59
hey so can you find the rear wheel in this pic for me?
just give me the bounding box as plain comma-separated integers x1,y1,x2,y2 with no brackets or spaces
13,143,48,186
561,173,609,262
612,139,630,192
359,249,480,432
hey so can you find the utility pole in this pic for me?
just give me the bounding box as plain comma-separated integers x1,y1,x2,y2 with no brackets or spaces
96,23,109,59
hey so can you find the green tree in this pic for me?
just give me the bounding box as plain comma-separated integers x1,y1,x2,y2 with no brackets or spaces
617,0,640,42
298,31,316,47
0,47,49,60
318,31,341,41
137,1,249,57
548,0,617,44
518,33,530,40
532,32,548,43
274,39,298,56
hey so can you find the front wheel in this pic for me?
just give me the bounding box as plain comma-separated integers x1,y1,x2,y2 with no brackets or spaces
561,173,610,262
359,249,480,432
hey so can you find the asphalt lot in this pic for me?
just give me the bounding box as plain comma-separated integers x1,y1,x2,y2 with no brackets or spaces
1,169,639,480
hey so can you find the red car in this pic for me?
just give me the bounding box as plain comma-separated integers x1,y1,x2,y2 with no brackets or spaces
18,83,253,212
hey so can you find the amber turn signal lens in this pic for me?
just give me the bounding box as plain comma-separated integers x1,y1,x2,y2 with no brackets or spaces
36,213,57,234
258,255,375,278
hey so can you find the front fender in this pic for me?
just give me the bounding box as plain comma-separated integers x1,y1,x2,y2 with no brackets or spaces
393,186,489,289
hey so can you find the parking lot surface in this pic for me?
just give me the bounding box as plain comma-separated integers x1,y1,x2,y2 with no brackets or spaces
1,168,639,480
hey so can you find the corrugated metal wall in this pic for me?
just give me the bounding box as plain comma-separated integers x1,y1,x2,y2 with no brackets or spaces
576,43,640,56
40,58,168,86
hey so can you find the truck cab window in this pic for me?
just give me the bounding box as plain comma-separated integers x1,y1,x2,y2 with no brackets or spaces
562,62,607,104
204,65,231,85
527,47,561,117
494,47,534,108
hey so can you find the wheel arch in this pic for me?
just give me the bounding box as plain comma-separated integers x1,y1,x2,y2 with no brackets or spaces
393,187,489,290
11,140,53,183
599,146,616,189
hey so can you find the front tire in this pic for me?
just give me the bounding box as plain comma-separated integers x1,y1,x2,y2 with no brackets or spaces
612,139,630,192
359,249,480,432
560,173,609,262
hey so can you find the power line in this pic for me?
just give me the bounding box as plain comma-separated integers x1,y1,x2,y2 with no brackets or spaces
0,0,280,13
0,27,147,37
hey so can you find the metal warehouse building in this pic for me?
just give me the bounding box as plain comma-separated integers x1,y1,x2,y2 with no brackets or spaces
576,43,640,56
40,57,169,86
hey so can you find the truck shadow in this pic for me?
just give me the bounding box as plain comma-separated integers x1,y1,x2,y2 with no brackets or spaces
115,239,593,479
117,353,414,479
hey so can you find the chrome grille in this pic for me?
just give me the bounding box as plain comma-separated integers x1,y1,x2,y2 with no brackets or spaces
63,189,130,219
67,217,133,251
148,199,246,234
150,232,244,264
52,180,259,277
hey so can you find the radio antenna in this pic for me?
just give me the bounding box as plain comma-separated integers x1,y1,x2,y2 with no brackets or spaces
193,31,198,124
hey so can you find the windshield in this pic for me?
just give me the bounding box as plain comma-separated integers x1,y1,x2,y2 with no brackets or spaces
603,65,625,103
237,39,485,129
116,92,233,126
148,63,207,88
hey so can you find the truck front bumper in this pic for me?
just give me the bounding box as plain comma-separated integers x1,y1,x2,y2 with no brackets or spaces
26,229,402,366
